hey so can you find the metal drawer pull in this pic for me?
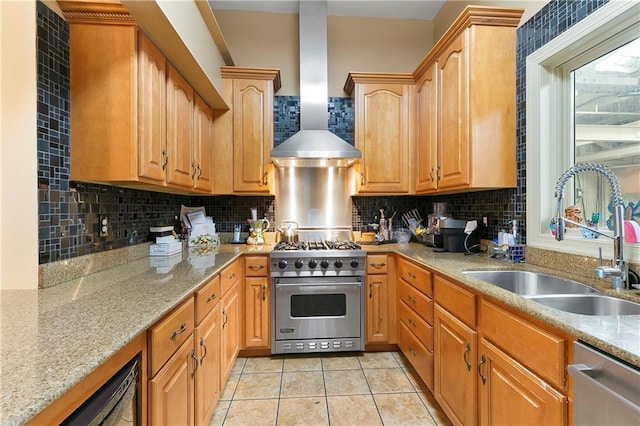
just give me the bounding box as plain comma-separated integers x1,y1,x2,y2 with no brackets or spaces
161,149,168,170
407,295,417,303
408,272,416,279
248,265,265,271
206,293,216,303
222,310,228,327
360,172,365,186
478,354,487,384
228,273,237,280
408,346,417,357
170,323,187,339
191,349,199,378
262,285,267,301
463,343,471,371
369,283,373,298
199,337,207,364
369,263,386,268
408,319,417,327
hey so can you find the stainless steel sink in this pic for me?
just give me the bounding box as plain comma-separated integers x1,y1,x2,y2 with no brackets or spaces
527,294,640,316
463,270,599,296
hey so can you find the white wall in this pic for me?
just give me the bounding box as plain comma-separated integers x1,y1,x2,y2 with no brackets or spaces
0,0,39,289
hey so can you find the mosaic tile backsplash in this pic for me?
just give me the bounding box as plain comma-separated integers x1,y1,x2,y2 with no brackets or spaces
36,0,606,264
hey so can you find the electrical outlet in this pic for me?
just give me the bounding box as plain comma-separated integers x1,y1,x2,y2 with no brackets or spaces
99,216,109,237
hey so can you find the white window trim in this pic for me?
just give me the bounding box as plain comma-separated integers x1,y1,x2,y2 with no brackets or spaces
526,0,640,263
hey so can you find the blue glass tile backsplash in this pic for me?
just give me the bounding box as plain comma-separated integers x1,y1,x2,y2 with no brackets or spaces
36,0,607,264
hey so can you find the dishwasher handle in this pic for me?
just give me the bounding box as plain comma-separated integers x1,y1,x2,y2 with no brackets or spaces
568,363,640,415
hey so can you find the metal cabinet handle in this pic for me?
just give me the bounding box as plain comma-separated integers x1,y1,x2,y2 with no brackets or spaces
248,265,265,271
263,172,268,186
170,323,187,339
161,149,168,171
429,166,435,182
191,162,197,179
408,346,417,357
222,309,228,327
369,263,386,268
407,272,416,279
408,319,417,328
199,337,207,364
229,273,236,280
369,283,373,298
360,172,365,186
206,293,216,303
407,295,417,304
436,165,441,181
478,354,487,384
262,285,267,301
197,165,202,179
191,349,199,378
463,343,471,371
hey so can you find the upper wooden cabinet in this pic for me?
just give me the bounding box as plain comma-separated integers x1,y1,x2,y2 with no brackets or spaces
60,3,218,194
413,6,523,194
217,67,281,195
345,73,415,194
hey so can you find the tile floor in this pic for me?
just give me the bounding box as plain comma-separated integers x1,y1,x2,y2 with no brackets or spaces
209,351,453,426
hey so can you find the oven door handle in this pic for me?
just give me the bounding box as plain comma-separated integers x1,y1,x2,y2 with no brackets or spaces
275,282,362,289
274,277,362,286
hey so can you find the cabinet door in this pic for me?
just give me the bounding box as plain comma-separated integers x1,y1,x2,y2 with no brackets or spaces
195,305,221,426
479,338,567,426
415,62,439,193
138,32,166,182
166,64,194,188
232,79,273,193
245,276,270,348
193,94,214,192
356,83,411,193
366,274,388,343
434,305,477,426
221,282,241,381
437,34,470,189
149,334,195,426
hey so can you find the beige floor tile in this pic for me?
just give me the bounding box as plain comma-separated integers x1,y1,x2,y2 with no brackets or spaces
392,351,413,369
208,400,230,426
283,354,323,372
358,351,400,369
234,372,282,400
243,356,284,373
419,391,453,426
374,393,436,426
276,397,329,426
230,357,247,375
224,399,278,426
220,373,240,401
280,371,325,398
363,368,415,394
324,369,370,396
327,394,383,426
403,367,429,391
321,353,362,370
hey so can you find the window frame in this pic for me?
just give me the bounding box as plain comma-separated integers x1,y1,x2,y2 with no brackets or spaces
526,0,640,262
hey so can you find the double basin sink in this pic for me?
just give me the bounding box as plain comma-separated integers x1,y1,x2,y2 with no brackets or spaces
463,270,640,316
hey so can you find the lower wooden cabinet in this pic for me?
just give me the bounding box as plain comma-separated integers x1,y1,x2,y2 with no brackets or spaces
194,305,221,426
366,272,389,343
244,255,270,349
149,334,196,426
478,337,566,426
221,280,241,381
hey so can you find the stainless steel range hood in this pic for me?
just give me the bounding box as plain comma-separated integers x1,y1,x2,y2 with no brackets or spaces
270,1,361,168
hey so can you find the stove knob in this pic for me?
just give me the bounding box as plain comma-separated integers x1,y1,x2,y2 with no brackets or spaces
334,259,343,268
278,260,288,269
295,259,304,269
350,259,359,268
308,259,318,268
320,259,330,269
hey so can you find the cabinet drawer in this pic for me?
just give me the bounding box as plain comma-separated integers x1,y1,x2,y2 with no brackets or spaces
434,275,476,328
149,297,194,377
398,258,432,296
399,321,434,391
398,280,433,325
195,275,221,325
221,260,241,295
399,300,433,351
245,255,268,277
479,299,566,389
367,254,388,274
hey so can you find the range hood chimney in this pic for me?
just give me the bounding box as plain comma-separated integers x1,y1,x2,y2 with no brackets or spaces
270,1,361,168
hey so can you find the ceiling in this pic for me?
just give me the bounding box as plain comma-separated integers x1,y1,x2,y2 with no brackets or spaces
208,0,446,20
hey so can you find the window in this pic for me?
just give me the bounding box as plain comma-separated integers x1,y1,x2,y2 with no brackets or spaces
526,1,640,261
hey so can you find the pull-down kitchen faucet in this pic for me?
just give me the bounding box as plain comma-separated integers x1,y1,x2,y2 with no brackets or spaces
554,163,629,290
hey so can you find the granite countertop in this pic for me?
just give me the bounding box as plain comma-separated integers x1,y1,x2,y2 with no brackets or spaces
1,242,638,424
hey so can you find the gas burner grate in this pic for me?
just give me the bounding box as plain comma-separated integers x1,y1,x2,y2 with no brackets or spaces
272,240,362,251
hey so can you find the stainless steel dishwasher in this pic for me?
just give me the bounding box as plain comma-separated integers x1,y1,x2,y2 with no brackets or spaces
568,342,640,425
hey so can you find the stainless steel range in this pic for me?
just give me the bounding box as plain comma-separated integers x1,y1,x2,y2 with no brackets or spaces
270,240,366,354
